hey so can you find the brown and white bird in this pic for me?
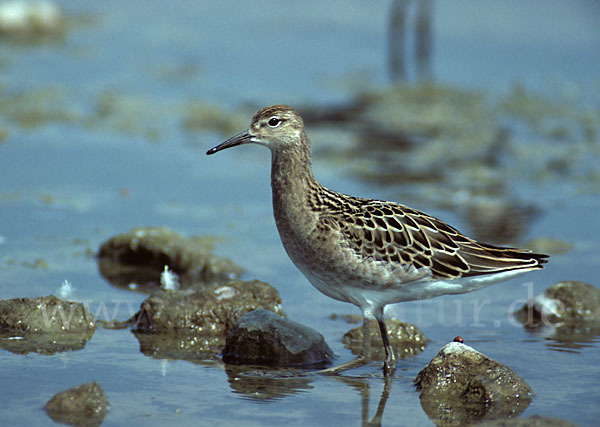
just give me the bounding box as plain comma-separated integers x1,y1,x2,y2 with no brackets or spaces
207,104,548,375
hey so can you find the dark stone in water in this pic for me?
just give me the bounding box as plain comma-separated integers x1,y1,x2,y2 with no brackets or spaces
415,342,531,425
0,295,95,355
45,382,108,427
97,226,242,291
222,309,334,368
342,318,429,359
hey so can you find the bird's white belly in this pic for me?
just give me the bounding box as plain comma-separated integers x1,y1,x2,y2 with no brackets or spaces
295,257,529,316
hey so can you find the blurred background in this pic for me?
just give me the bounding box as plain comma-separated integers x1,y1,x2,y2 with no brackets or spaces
0,1,599,425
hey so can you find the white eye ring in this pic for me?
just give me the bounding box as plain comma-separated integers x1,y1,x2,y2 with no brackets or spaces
268,117,282,127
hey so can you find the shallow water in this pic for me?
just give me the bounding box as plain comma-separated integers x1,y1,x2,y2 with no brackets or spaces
1,1,599,426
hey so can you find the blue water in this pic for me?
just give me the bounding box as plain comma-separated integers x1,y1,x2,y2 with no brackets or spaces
1,1,599,425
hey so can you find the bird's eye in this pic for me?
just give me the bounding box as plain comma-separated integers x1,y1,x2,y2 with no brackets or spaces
268,117,281,127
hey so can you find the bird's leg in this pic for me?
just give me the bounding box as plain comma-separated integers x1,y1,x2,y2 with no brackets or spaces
317,314,371,375
374,308,396,376
360,312,372,359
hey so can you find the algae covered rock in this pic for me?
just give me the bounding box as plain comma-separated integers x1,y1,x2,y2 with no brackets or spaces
342,318,429,359
44,382,108,427
514,281,600,350
130,280,283,360
132,280,282,334
222,309,334,368
97,226,242,292
515,280,600,326
415,342,531,425
0,295,95,355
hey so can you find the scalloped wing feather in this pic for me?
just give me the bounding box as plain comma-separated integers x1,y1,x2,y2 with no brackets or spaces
323,198,547,280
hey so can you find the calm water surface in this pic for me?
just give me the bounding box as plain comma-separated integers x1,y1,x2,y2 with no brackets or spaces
1,1,599,426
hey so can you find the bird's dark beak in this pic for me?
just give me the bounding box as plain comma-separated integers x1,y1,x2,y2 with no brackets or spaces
206,130,254,155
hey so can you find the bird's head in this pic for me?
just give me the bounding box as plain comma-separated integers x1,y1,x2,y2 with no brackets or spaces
206,105,306,155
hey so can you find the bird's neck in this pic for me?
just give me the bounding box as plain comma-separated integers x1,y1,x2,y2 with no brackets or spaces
270,137,320,237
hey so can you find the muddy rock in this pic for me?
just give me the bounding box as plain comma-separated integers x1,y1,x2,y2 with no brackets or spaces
132,280,283,334
415,342,531,426
130,280,283,359
0,295,95,355
515,280,600,326
0,295,95,334
514,281,600,350
342,318,429,359
97,226,242,292
222,309,334,368
45,382,108,427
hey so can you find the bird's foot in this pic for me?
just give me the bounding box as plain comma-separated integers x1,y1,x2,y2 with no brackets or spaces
316,356,369,376
382,358,396,377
